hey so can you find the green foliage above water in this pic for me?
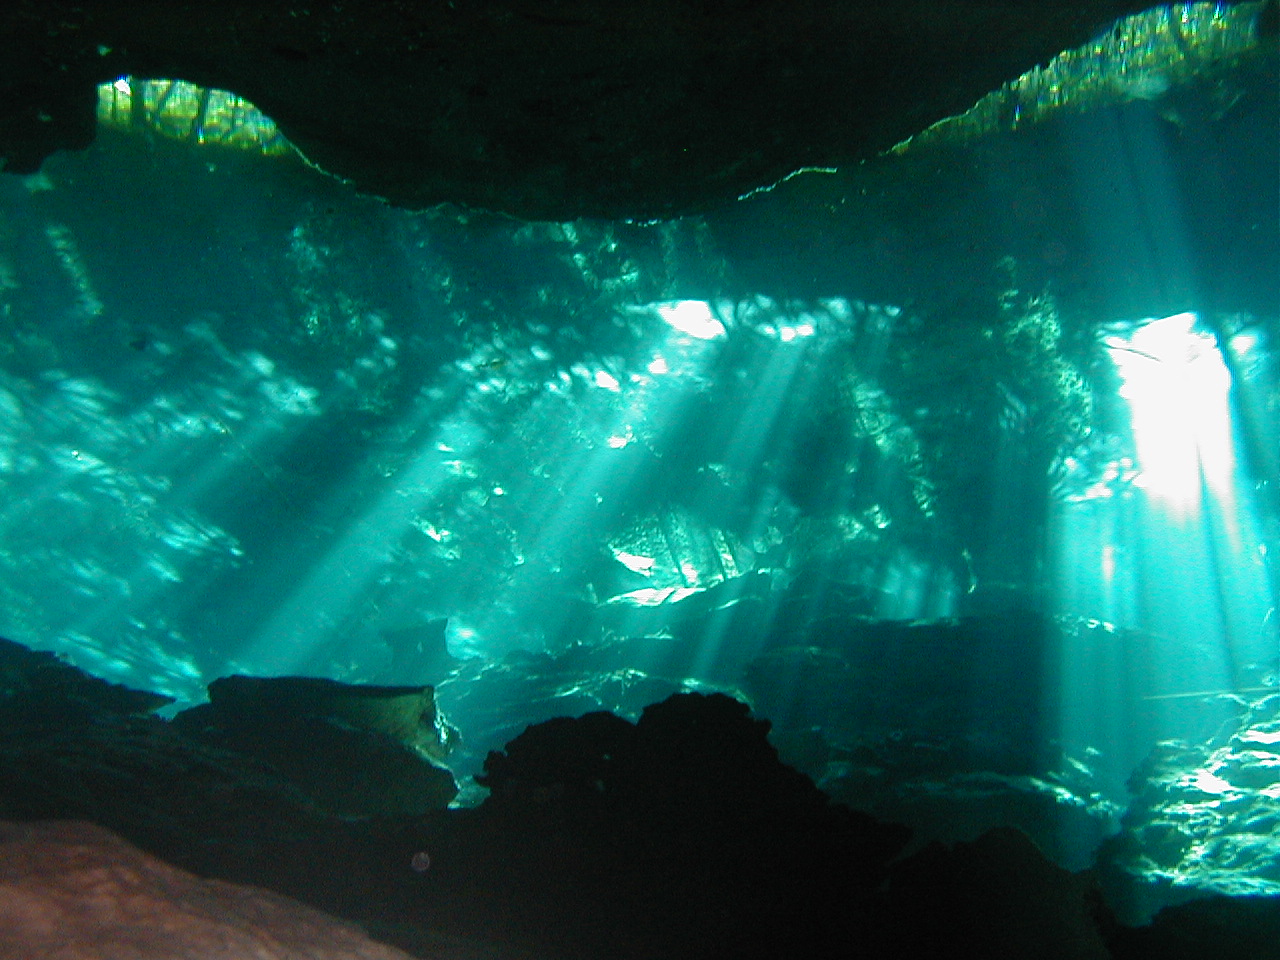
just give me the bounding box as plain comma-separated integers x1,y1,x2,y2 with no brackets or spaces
896,1,1272,153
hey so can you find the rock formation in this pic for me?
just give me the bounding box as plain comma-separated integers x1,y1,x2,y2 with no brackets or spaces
2,0,1176,219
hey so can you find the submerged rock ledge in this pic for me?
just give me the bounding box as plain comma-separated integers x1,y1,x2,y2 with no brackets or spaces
0,635,1276,958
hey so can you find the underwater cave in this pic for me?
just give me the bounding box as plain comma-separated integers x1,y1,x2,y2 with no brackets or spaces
0,2,1278,958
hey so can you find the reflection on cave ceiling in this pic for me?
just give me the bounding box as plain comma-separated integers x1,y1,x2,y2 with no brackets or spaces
4,0,1274,219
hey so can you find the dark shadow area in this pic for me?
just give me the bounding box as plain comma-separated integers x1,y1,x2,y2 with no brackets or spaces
2,636,1279,959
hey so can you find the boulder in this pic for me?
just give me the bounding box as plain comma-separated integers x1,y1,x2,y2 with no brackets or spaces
173,674,460,816
0,819,422,960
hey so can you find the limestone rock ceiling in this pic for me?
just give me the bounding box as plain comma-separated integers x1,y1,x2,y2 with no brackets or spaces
0,1,1198,219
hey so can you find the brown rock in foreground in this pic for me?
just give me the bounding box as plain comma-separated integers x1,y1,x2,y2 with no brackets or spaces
0,820,421,960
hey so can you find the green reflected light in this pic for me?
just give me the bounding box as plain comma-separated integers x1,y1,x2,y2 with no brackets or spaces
97,77,294,157
896,1,1268,153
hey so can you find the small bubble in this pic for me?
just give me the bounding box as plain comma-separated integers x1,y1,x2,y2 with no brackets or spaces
410,850,431,873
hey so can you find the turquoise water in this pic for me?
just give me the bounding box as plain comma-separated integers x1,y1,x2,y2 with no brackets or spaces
0,21,1277,917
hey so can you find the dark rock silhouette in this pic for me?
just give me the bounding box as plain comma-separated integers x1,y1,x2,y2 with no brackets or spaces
2,0,1174,219
1,635,1277,958
173,674,460,815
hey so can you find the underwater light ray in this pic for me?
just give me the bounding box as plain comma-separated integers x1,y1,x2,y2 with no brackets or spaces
1218,324,1280,644
467,347,697,653
0,368,277,640
1114,315,1269,677
1106,314,1236,515
1053,312,1276,794
44,354,338,654
1053,57,1272,708
236,401,486,675
1194,465,1243,683
457,301,759,656
464,300,808,660
235,457,447,674
720,329,813,477
682,332,836,678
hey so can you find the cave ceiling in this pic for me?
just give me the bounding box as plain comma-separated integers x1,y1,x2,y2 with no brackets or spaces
1,0,1185,221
